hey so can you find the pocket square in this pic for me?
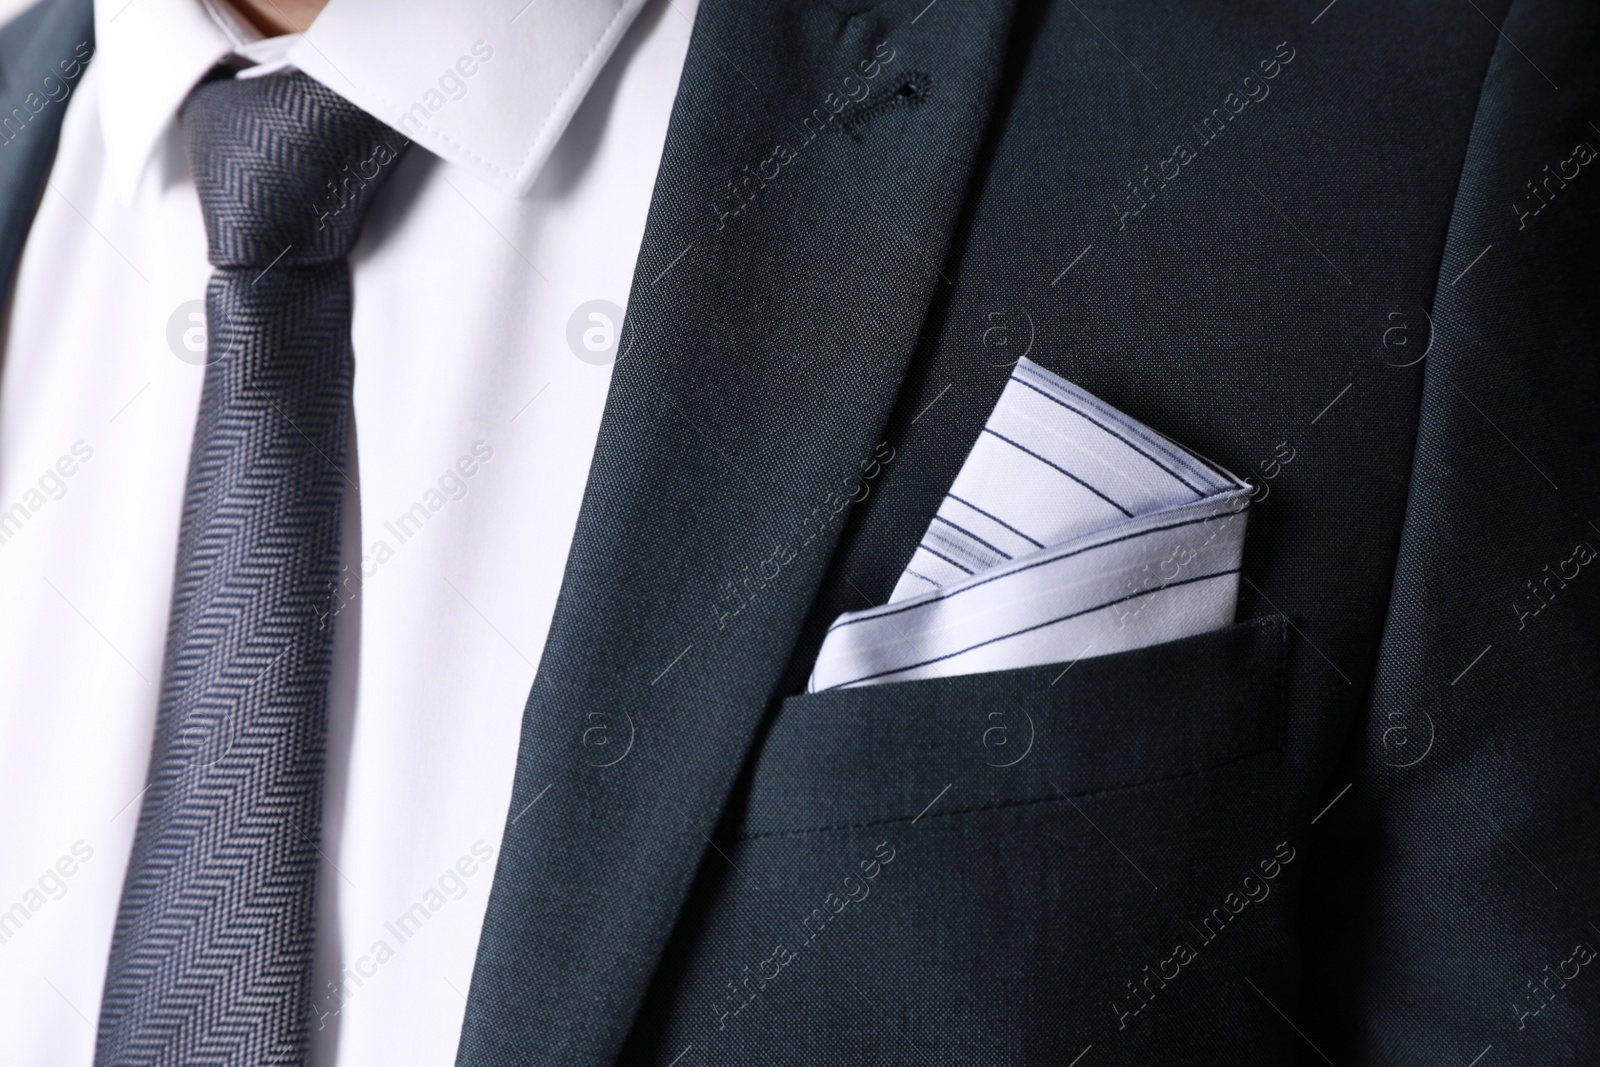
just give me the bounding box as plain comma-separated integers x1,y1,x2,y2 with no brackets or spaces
807,358,1252,691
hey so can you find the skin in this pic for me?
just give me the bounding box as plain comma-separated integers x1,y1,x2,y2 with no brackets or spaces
229,0,330,35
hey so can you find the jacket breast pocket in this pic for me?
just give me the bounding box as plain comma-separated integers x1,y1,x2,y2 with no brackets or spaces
639,617,1299,1064
738,614,1291,840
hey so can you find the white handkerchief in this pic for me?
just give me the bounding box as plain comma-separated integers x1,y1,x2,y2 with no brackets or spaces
808,358,1252,691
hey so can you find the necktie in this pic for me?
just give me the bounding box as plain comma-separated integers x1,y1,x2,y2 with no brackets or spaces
95,71,406,1066
808,358,1252,690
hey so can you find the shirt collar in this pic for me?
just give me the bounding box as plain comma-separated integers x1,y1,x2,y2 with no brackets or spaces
95,0,652,203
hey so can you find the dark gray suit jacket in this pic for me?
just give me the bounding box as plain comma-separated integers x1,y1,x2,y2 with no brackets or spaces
2,0,1595,1063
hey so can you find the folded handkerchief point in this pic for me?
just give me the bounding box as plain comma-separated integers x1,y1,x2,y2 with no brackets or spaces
808,358,1251,691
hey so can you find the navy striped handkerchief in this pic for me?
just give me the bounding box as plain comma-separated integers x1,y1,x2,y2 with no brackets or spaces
808,358,1252,691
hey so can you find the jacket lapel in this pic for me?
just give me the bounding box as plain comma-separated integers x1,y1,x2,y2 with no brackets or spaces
0,0,94,302
456,0,1019,1063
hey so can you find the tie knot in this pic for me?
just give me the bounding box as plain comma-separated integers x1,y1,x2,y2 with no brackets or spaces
183,70,408,268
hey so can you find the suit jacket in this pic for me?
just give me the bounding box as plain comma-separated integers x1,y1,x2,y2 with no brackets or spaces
2,0,1596,1063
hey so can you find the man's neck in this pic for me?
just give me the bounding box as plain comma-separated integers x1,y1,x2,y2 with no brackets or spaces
229,0,329,36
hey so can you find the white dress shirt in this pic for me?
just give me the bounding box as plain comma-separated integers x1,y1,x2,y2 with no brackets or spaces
0,0,694,1063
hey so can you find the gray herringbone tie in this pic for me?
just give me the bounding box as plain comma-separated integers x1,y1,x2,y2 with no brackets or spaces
95,71,406,1067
